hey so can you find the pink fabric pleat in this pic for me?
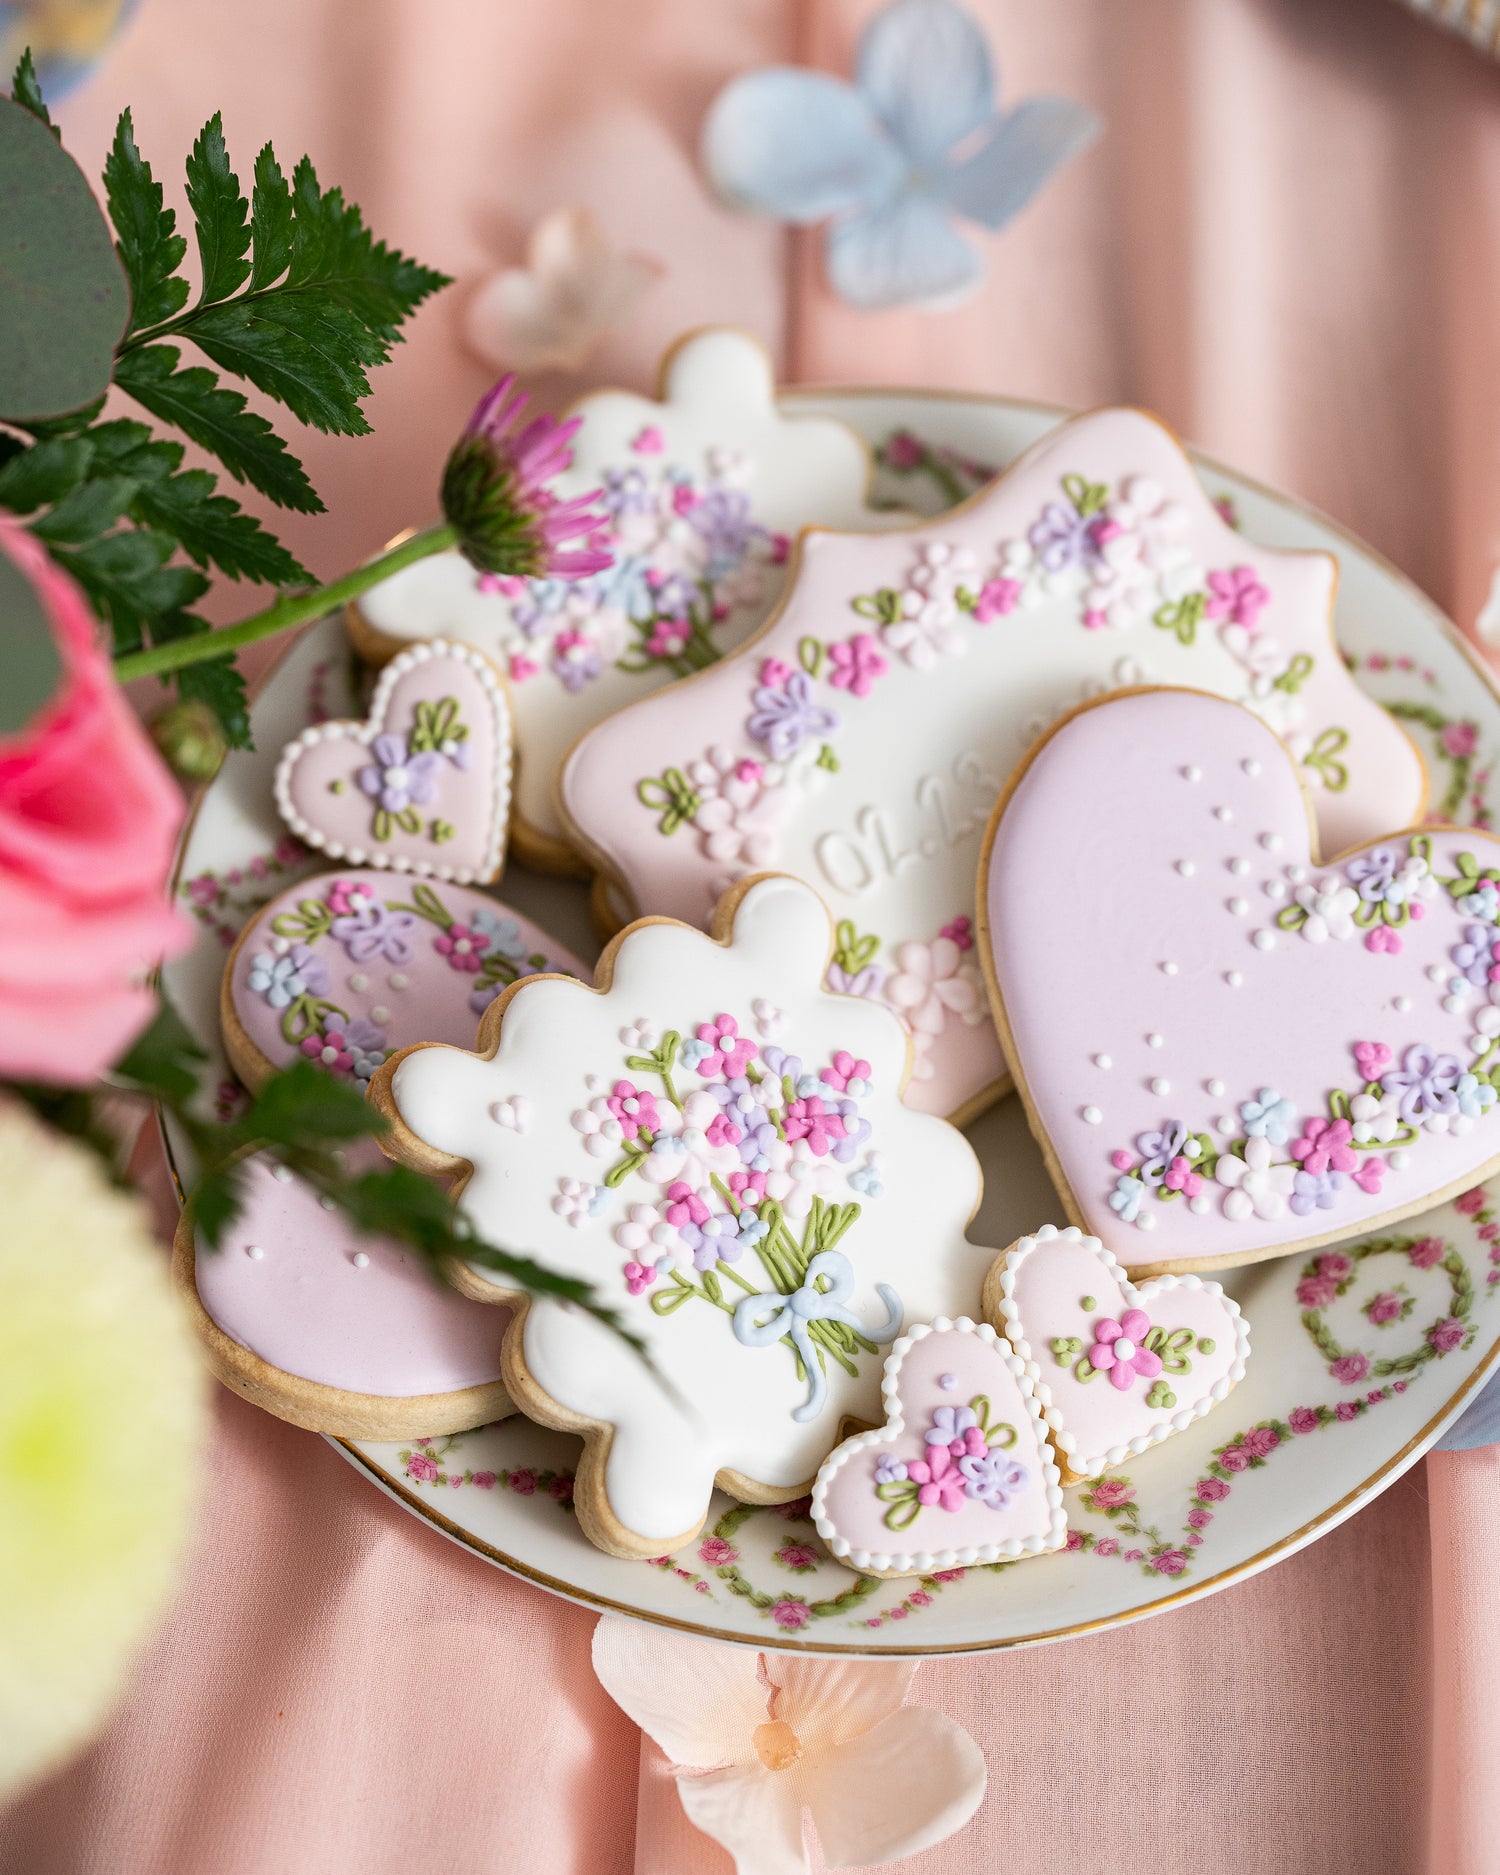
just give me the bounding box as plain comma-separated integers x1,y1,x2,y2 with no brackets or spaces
4,2,1497,1870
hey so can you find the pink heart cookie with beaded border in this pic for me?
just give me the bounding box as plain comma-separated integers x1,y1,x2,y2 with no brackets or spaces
811,1317,1066,1578
981,686,1500,1273
274,639,512,883
984,1226,1250,1484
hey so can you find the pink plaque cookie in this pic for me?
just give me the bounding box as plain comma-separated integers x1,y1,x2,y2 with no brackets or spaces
174,1145,512,1440
221,869,588,1092
985,1226,1250,1482
274,639,511,883
811,1317,1066,1577
983,687,1500,1271
561,408,1426,1124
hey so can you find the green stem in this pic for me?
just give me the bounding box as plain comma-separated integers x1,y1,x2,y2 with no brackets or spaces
112,522,458,682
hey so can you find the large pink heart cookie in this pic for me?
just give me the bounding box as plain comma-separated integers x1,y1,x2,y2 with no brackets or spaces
983,687,1500,1271
274,639,511,882
811,1317,1065,1577
173,1145,511,1439
561,407,1426,1123
984,1226,1249,1483
221,868,587,1091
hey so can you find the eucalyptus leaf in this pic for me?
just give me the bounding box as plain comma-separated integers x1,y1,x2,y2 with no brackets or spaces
0,547,62,732
0,98,128,420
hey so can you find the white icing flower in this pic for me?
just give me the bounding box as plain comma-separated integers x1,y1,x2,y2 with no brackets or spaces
706,445,751,487
883,938,981,1037
1214,1135,1295,1221
1350,1091,1401,1147
639,1090,739,1188
615,1202,683,1263
762,1136,846,1219
553,1177,605,1227
490,1096,531,1133
572,1097,624,1160
1108,475,1191,568
882,544,973,669
620,1018,657,1051
1294,875,1359,944
1395,854,1438,906
751,997,784,1038
1082,527,1153,629
687,746,790,870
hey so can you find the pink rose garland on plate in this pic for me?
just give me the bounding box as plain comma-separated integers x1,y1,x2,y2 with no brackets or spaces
0,519,189,1082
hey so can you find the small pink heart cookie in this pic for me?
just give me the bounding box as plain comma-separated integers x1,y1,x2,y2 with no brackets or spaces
811,1317,1066,1577
985,1226,1249,1483
274,639,512,883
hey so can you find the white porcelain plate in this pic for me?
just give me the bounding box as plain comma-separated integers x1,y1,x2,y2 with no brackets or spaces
161,389,1500,1655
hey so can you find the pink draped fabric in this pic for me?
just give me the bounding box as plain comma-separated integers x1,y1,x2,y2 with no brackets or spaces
4,1,1497,1869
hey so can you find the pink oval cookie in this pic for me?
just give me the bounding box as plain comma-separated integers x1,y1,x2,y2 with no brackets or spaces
274,639,512,883
222,869,588,1089
811,1317,1066,1576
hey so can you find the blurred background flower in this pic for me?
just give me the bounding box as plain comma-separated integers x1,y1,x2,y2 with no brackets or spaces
701,0,1101,311
0,1100,206,1801
0,0,136,100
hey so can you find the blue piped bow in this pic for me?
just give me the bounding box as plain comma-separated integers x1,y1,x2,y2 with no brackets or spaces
732,1250,902,1423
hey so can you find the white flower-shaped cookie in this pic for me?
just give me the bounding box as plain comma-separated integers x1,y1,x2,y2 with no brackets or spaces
370,875,994,1560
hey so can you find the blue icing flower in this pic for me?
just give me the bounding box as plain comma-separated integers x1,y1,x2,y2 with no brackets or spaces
850,1157,885,1200
1460,881,1500,924
701,0,1101,310
678,1038,713,1070
1456,1074,1498,1123
470,908,527,960
1240,1088,1298,1146
1109,1175,1145,1224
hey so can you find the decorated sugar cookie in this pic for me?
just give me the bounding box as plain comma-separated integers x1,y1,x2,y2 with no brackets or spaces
221,869,587,1092
810,1318,1065,1577
368,873,994,1560
274,639,511,883
173,1146,511,1440
347,329,897,872
984,1227,1249,1483
561,407,1427,1122
982,687,1500,1272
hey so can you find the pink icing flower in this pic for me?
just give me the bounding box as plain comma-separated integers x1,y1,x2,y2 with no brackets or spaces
1152,1550,1189,1576
1095,1538,1119,1557
406,1452,439,1483
1429,1317,1467,1354
645,619,691,659
471,1471,497,1490
820,1050,871,1093
1410,1236,1445,1269
1352,1158,1385,1196
1110,1149,1134,1173
695,1012,755,1077
760,657,794,688
972,576,1021,623
1335,1401,1360,1422
1205,564,1270,630
826,632,888,698
772,1599,811,1630
607,1079,659,1140
1366,1291,1404,1326
633,425,665,454
1366,925,1403,955
1164,1155,1202,1198
728,1169,765,1207
1089,1478,1134,1510
1353,1040,1392,1081
623,1260,656,1296
705,1113,743,1149
671,484,698,516
770,532,790,565
1196,1477,1230,1500
434,923,490,973
326,878,367,917
698,1535,739,1566
1219,1447,1250,1473
1241,1426,1280,1458
1289,1407,1321,1435
1442,721,1478,758
733,758,764,785
301,1028,354,1075
508,653,540,683
1290,1117,1356,1176
509,1468,537,1496
939,915,974,951
1087,1309,1164,1392
664,1182,710,1229
1187,1509,1212,1529
1330,1353,1370,1386
478,572,526,598
905,1443,967,1513
783,1095,847,1157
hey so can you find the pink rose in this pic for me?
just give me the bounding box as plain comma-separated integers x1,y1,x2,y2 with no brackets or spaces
1442,721,1478,758
509,1467,537,1496
930,1568,965,1583
776,1543,819,1570
1429,1317,1467,1354
909,1589,933,1607
1318,1253,1353,1279
775,1496,813,1520
1187,1509,1212,1529
1196,1477,1230,1500
1410,1237,1445,1269
1096,1538,1119,1557
406,1453,439,1483
1065,1530,1085,1551
1330,1353,1370,1386
698,1536,738,1566
1242,1426,1280,1458
772,1600,810,1630
1289,1407,1320,1435
1335,1401,1360,1422
889,1606,908,1620
1365,1291,1403,1325
883,430,925,470
471,1471,496,1490
1455,1188,1487,1215
1296,1276,1339,1309
1090,1478,1134,1509
0,519,189,1081
1152,1550,1189,1576
1219,1447,1250,1473
548,1474,574,1503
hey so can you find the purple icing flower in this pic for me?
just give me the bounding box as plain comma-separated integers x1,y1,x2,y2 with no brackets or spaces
745,670,839,761
690,485,767,570
761,1046,804,1087
827,961,886,1000
1135,1120,1190,1189
1290,1168,1347,1217
959,1451,1030,1510
1452,924,1496,989
331,901,419,965
1345,845,1401,905
874,1454,908,1486
551,629,603,691
1028,499,1098,572
679,1210,744,1272
357,734,442,814
1384,1044,1464,1124
829,1097,871,1164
